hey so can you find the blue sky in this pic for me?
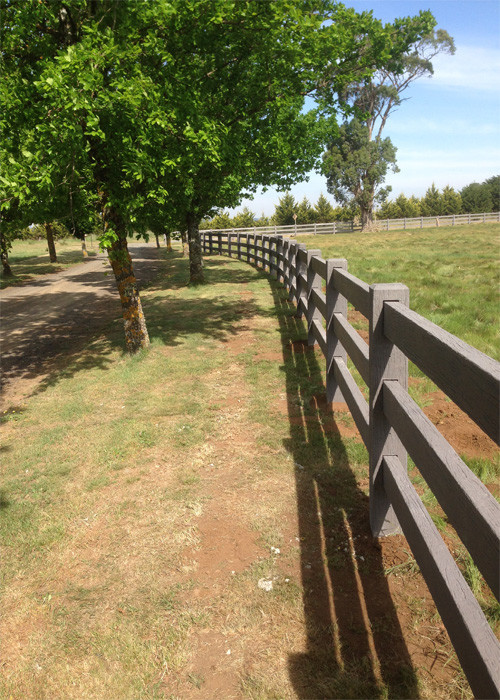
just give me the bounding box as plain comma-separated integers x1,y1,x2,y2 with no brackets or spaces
230,0,500,217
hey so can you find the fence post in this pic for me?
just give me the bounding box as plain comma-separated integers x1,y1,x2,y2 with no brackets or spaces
287,241,297,303
264,235,272,275
306,249,322,346
228,232,232,257
295,243,307,316
326,259,348,402
333,221,336,235
209,232,214,256
275,235,283,283
369,283,409,537
386,219,389,231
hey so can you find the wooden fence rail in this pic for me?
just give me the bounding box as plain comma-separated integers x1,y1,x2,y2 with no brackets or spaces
199,211,500,237
200,230,500,699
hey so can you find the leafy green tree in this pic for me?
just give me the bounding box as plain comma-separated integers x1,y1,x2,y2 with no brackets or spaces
391,193,421,218
255,213,271,228
321,24,454,229
232,208,257,229
420,183,443,216
272,193,297,226
323,118,398,228
460,183,493,213
209,213,233,230
441,185,462,215
296,197,316,224
484,176,500,211
314,193,335,223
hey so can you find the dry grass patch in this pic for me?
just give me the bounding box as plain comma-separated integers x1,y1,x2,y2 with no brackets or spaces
1,249,488,699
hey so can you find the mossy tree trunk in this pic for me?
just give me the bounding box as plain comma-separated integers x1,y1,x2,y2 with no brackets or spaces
45,222,57,262
154,233,160,248
0,229,13,276
186,213,204,284
107,219,150,353
82,236,88,257
166,232,172,252
181,230,189,258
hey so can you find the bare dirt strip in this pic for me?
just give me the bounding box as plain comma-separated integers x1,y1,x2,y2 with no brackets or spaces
0,244,163,411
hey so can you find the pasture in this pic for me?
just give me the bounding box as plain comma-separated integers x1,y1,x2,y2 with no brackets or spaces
0,225,498,699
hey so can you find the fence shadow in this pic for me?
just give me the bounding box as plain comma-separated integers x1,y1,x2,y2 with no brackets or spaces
268,281,419,699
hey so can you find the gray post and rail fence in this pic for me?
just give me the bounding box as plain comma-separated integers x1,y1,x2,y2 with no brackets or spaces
200,229,500,699
200,210,500,238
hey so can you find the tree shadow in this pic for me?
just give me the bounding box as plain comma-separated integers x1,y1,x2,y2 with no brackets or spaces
268,282,419,699
0,248,267,405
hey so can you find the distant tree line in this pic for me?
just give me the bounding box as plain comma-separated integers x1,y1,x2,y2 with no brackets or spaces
378,176,499,219
202,175,499,229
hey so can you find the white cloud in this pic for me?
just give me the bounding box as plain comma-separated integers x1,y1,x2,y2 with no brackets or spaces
429,45,500,92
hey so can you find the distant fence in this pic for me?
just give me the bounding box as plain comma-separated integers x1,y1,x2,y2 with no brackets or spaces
201,229,500,699
200,211,500,237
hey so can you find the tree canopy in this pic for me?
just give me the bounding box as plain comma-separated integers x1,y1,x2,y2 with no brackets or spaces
1,0,441,347
321,24,454,229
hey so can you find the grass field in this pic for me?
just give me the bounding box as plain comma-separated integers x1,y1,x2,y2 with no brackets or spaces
1,237,99,288
1,226,498,699
296,223,500,360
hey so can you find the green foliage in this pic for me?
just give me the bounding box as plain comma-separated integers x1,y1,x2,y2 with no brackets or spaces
320,23,454,229
378,193,421,219
232,207,257,229
314,193,336,223
296,197,316,224
484,176,500,211
461,182,493,213
272,193,298,226
420,183,443,216
322,118,398,226
441,185,462,215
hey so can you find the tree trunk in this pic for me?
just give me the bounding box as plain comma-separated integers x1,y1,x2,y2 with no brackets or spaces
181,230,189,258
154,233,160,248
45,222,57,262
0,229,13,277
186,213,204,283
166,232,172,252
107,226,150,353
82,236,88,258
360,204,374,231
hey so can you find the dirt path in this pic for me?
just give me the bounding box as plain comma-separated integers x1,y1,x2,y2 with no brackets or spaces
0,243,163,410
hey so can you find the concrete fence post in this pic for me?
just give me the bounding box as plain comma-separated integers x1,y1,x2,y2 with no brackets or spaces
287,239,297,301
369,283,410,537
295,243,307,316
326,259,348,402
275,236,284,284
306,249,322,346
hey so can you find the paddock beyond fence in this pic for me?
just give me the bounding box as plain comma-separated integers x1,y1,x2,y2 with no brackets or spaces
201,229,500,699
200,210,500,238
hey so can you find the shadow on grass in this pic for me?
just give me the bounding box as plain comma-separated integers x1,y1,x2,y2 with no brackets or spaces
0,249,267,408
267,281,419,699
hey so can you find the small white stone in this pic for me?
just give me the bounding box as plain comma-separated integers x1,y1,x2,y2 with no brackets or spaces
226,649,231,655
270,546,280,555
258,578,273,592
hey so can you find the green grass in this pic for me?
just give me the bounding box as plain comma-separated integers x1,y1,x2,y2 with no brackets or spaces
296,223,500,359
1,234,495,699
1,237,98,287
